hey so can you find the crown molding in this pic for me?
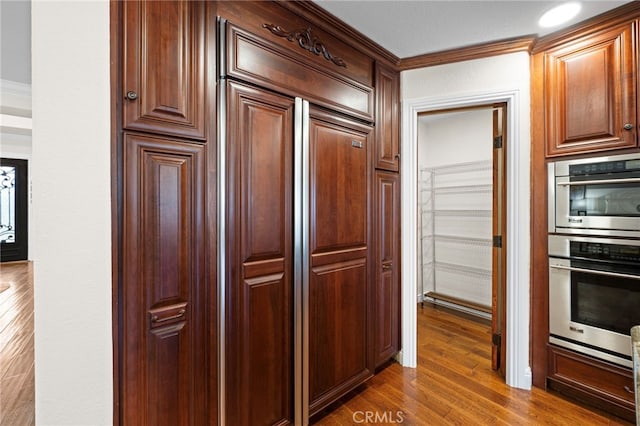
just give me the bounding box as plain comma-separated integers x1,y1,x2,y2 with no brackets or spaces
1,79,32,117
1,79,32,97
398,36,535,71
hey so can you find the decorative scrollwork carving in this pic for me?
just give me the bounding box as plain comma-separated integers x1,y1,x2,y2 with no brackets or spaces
262,23,347,68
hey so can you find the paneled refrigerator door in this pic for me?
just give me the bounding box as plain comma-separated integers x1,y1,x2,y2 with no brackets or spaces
221,80,297,426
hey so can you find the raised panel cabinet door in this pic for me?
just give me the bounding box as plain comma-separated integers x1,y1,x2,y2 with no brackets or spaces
121,133,207,425
374,64,400,171
123,0,206,140
308,108,374,415
225,81,295,425
374,171,400,368
544,23,636,157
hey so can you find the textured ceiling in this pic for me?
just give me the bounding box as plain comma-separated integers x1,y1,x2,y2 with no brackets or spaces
313,1,631,58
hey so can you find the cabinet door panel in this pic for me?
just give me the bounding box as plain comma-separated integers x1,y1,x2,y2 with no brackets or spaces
374,171,400,367
544,23,636,156
375,64,400,171
123,1,206,139
308,109,373,415
225,81,295,425
122,133,206,425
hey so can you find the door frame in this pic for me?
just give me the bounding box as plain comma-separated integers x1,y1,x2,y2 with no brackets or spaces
400,89,532,390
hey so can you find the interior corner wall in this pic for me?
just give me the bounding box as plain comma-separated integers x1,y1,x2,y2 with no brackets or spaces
32,1,112,424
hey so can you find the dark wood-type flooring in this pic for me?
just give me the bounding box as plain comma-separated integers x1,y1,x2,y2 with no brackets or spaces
0,261,34,426
313,303,633,425
0,262,632,425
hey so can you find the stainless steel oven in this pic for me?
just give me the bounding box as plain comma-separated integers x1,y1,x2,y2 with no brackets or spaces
548,153,640,237
548,234,640,368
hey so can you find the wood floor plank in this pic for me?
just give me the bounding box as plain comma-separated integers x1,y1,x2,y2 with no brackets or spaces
0,262,34,426
313,304,633,425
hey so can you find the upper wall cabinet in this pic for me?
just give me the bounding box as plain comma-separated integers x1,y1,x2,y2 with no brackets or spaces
375,63,400,171
544,22,636,157
122,1,206,140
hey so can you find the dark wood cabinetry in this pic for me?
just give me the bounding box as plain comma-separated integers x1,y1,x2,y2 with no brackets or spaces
115,1,213,423
375,64,400,171
543,22,636,157
122,0,206,140
547,346,635,422
374,171,401,367
224,81,295,425
308,108,374,415
531,4,640,422
115,1,400,424
120,133,208,425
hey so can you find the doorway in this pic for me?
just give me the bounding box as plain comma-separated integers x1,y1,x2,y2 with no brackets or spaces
416,104,506,375
1,158,28,262
400,90,531,390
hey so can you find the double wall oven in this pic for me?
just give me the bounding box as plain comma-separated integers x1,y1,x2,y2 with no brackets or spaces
548,153,640,368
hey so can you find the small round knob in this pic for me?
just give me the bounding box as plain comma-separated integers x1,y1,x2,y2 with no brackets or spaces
125,91,138,101
623,123,634,131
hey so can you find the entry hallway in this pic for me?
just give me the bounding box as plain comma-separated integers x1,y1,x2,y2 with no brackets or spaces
0,261,632,425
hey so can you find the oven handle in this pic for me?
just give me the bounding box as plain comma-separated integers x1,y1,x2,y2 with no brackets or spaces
550,263,640,280
558,177,640,186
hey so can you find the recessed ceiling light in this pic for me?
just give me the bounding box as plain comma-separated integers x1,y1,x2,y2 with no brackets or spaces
538,2,582,28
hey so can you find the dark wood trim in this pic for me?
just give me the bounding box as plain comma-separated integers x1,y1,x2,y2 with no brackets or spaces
109,1,123,423
278,0,400,67
530,51,549,390
397,36,535,70
426,292,491,314
532,1,640,54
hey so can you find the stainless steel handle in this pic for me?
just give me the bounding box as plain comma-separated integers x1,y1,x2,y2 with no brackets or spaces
151,309,185,323
382,264,392,271
569,325,584,333
624,385,635,394
623,123,634,131
557,177,640,186
125,90,138,101
550,263,640,280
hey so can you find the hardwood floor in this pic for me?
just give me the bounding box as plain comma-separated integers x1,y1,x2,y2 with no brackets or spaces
313,303,633,425
0,261,34,426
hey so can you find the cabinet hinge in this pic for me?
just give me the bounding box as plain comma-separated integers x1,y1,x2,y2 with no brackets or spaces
492,333,501,346
493,136,503,149
493,235,502,248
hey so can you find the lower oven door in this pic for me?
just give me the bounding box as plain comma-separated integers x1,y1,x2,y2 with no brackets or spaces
549,257,639,368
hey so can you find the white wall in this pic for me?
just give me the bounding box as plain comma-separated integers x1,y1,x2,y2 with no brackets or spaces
32,1,112,424
418,109,492,168
417,109,493,307
401,52,532,389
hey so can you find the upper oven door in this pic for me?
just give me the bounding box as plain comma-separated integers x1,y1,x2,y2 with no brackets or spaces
555,174,640,233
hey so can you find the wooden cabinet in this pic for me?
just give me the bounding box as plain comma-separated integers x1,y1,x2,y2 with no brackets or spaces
121,133,208,425
224,81,295,425
374,171,401,367
114,1,400,424
543,22,636,157
308,108,374,415
375,64,400,171
547,345,635,422
122,1,206,140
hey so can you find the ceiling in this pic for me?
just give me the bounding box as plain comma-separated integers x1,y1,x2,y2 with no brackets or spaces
313,0,631,58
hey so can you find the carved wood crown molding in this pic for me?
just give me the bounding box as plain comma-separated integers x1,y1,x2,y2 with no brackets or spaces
262,23,347,68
